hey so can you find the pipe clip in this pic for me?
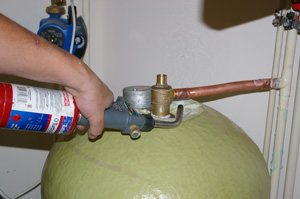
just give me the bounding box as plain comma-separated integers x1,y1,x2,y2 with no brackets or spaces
271,78,286,89
273,10,300,33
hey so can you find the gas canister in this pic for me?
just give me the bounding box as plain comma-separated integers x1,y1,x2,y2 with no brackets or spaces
0,82,78,134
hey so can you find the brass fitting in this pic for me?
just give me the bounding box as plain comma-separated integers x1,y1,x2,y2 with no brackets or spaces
151,74,173,117
46,0,66,14
129,125,141,139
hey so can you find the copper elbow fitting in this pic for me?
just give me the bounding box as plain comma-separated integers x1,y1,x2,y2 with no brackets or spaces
151,74,174,117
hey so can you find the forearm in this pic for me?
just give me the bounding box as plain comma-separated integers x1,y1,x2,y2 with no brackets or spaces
0,14,114,139
0,14,92,91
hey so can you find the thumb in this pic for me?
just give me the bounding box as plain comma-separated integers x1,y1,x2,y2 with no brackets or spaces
87,115,105,140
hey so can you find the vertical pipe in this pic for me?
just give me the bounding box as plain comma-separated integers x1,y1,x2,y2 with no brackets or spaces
283,59,300,198
270,28,297,199
263,16,285,164
82,0,90,65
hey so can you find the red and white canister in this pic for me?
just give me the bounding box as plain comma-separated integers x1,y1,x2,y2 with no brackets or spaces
0,82,78,134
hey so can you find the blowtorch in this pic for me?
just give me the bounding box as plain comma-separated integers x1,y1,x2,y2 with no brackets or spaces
0,82,183,140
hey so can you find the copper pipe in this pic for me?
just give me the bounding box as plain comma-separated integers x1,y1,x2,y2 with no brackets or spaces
173,78,281,100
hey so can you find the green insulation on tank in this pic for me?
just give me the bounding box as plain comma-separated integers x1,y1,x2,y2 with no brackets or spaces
41,103,270,199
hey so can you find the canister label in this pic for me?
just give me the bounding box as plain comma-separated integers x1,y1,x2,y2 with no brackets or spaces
2,83,77,134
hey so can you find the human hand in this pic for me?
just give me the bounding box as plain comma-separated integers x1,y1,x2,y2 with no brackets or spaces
0,14,114,139
65,72,114,139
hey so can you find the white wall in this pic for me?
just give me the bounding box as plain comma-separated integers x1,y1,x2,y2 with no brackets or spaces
1,0,300,198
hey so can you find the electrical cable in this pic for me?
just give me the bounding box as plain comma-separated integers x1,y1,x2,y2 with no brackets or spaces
0,180,41,199
1,2,74,198
69,0,76,54
0,1,75,199
1,1,75,198
12,181,41,199
0,188,10,199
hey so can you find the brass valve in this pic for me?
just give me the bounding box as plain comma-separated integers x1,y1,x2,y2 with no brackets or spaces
151,74,173,117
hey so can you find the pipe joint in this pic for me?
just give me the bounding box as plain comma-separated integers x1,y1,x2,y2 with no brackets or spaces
46,0,66,14
271,78,285,89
